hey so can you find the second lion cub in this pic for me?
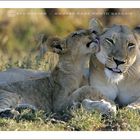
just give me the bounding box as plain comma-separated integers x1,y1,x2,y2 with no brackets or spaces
0,27,99,117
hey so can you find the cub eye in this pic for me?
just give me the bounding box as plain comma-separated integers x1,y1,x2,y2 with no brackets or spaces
128,43,135,50
105,38,114,45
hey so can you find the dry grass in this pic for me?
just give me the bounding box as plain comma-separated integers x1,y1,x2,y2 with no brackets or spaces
0,107,140,131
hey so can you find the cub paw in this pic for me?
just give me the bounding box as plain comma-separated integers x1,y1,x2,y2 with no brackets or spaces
0,108,19,118
15,104,37,113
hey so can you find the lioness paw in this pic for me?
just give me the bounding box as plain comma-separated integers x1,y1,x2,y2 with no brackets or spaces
82,99,116,115
126,104,140,112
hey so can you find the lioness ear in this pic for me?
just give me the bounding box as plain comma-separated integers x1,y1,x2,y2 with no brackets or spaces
134,26,140,36
46,37,64,54
134,33,140,47
89,18,103,35
132,26,140,49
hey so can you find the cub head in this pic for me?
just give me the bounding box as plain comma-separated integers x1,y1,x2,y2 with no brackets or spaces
42,29,100,58
89,19,140,83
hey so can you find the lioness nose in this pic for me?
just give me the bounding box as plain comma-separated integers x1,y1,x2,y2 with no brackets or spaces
113,58,125,66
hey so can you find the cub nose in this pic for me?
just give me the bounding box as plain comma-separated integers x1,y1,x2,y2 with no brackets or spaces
113,57,125,66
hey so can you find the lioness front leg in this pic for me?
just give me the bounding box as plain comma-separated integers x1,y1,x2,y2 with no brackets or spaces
69,86,116,115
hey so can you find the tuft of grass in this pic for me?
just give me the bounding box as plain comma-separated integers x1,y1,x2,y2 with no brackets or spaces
116,108,140,130
68,108,103,131
101,108,140,131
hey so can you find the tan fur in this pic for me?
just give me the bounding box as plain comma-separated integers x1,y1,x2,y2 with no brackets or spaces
0,29,99,115
89,19,140,111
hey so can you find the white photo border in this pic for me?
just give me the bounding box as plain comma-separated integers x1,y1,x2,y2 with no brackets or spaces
0,1,139,8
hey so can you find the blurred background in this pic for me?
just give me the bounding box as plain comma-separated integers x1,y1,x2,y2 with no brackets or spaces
0,8,139,71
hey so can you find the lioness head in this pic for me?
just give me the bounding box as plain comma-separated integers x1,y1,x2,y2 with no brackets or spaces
90,19,140,83
42,29,99,59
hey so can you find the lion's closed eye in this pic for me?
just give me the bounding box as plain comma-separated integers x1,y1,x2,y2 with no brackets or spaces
105,38,114,45
128,42,135,50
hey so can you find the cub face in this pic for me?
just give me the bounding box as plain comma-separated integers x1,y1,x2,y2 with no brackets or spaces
96,25,138,83
42,29,100,58
65,29,100,57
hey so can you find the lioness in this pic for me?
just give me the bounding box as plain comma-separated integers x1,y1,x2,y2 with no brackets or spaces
88,19,140,112
0,28,99,117
69,19,140,115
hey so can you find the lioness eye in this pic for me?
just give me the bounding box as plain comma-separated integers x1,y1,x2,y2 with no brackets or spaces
128,43,135,50
105,38,114,45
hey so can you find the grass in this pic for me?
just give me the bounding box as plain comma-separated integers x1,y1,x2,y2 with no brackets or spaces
0,107,140,131
0,108,102,131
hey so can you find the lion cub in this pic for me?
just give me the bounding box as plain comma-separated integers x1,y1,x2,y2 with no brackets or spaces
0,28,99,117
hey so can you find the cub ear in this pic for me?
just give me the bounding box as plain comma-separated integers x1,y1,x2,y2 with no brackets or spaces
89,18,103,35
46,37,64,54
